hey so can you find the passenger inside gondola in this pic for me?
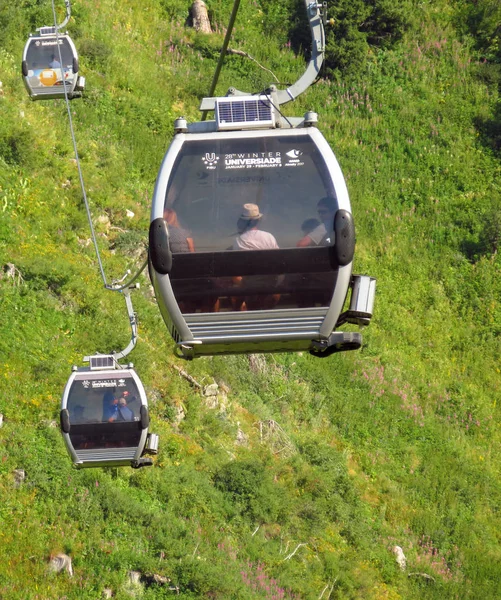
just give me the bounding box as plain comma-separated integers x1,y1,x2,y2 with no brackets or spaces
297,197,336,247
164,208,194,253
71,404,87,423
229,203,281,311
107,394,135,422
232,203,278,251
67,380,142,450
289,197,337,307
164,207,220,312
104,393,120,422
300,217,321,238
49,54,61,69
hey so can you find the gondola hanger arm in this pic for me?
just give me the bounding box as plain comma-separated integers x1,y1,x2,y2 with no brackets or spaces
107,271,141,361
111,287,139,361
200,0,326,114
38,0,71,32
274,1,326,106
58,0,72,31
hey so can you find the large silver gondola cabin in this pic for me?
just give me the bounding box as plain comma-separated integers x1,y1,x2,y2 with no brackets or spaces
148,1,375,360
22,26,85,100
60,356,158,469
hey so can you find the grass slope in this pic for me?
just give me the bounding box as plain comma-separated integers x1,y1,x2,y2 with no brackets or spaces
0,0,500,598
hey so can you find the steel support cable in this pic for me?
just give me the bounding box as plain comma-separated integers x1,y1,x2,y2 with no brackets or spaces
51,0,146,358
201,0,241,121
50,0,147,292
51,0,108,286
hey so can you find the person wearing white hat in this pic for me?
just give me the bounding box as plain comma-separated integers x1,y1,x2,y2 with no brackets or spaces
230,204,280,311
232,203,279,251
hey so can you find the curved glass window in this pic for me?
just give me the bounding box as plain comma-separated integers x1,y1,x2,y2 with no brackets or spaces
25,37,76,90
164,135,336,252
67,373,142,450
164,134,341,313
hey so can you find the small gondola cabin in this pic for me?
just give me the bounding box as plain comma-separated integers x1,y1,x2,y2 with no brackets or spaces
60,357,158,468
22,27,84,100
149,97,375,359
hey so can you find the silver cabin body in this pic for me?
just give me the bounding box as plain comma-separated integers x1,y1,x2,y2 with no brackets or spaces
60,359,158,468
22,28,84,100
149,101,375,359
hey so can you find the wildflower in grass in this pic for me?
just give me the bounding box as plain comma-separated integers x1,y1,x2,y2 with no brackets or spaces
240,561,295,599
414,535,463,583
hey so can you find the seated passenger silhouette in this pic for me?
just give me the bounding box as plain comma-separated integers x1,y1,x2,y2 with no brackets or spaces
49,54,61,69
231,203,280,311
294,200,337,307
104,395,119,423
116,396,135,422
232,203,278,250
70,404,87,423
297,197,336,247
300,218,321,238
163,208,219,312
164,208,194,253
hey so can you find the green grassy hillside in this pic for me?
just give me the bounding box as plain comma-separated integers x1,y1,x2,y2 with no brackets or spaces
0,0,500,598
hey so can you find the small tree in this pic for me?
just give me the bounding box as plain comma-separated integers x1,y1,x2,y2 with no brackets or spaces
286,0,411,78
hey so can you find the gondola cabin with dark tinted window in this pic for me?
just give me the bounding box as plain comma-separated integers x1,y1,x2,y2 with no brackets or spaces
22,23,84,100
148,1,375,359
60,356,158,468
149,100,375,359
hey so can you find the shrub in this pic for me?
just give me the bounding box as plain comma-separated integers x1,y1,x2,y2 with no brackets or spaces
159,0,191,23
0,125,35,167
286,0,411,78
77,38,112,71
453,0,501,64
214,459,283,523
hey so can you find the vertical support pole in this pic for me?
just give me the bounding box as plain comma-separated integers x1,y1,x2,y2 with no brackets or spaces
201,0,241,121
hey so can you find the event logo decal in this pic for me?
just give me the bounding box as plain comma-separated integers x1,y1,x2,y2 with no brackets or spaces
89,380,119,388
224,152,282,170
284,148,305,168
41,40,63,46
202,153,219,170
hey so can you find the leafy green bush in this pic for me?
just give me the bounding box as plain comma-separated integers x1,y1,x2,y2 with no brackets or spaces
159,0,191,23
284,0,411,78
0,124,35,167
453,0,501,63
77,38,112,71
214,459,284,523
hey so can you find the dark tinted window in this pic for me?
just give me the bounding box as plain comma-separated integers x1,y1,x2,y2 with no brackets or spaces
67,374,141,425
69,422,142,451
165,135,336,252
